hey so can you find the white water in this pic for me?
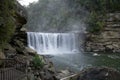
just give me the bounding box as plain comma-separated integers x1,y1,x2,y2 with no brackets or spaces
27,32,79,55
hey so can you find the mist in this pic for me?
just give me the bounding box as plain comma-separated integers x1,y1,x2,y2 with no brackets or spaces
26,0,88,33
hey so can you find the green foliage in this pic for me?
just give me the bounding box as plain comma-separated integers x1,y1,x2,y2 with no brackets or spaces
75,0,120,33
106,0,120,12
32,55,44,69
87,12,104,33
0,0,15,48
77,0,120,13
0,17,15,42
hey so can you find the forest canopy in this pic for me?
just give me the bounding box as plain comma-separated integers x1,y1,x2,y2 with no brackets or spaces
75,0,120,33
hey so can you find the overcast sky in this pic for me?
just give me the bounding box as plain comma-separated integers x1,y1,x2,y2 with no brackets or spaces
18,0,38,6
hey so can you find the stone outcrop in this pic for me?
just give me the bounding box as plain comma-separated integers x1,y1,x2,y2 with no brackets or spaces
9,1,27,55
77,67,120,80
85,13,120,53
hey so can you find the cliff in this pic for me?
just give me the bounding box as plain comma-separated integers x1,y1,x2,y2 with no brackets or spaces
0,0,27,59
85,13,120,53
1,1,28,58
0,1,58,80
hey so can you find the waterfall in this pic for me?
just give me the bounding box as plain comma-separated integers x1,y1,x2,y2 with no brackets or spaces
27,32,79,55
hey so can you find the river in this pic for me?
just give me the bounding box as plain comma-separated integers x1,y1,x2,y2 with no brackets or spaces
50,52,120,72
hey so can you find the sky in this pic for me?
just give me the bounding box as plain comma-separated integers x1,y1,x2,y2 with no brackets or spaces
18,0,38,6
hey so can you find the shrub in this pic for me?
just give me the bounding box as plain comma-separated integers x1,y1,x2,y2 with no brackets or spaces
86,12,104,33
76,0,119,33
32,54,44,69
0,0,15,49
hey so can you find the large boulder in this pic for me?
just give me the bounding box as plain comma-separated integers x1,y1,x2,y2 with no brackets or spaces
77,67,120,80
24,47,37,56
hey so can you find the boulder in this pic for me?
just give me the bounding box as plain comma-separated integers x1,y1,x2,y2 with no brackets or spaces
77,67,120,80
14,1,27,25
20,27,27,32
24,47,37,56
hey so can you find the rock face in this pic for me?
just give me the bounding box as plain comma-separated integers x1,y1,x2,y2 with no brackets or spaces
9,1,27,55
0,1,57,80
0,51,5,59
85,13,120,53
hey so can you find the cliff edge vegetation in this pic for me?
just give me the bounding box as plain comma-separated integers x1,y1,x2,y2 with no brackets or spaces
0,0,16,49
76,0,120,33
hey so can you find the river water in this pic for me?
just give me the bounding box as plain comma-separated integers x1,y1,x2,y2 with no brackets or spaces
50,52,120,72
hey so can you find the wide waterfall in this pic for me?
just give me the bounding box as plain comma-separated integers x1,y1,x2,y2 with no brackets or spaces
27,32,79,55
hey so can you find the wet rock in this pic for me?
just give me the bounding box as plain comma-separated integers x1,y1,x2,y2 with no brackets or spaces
24,47,37,56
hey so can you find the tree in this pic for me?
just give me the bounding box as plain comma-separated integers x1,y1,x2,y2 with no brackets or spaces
0,0,15,48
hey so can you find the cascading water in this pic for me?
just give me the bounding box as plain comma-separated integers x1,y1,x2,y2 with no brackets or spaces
27,32,79,55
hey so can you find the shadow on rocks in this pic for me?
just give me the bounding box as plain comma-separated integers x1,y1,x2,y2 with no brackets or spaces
77,67,120,80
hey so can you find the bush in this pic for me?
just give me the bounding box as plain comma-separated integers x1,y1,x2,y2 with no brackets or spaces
76,0,119,33
87,12,104,33
32,55,44,69
0,0,15,49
